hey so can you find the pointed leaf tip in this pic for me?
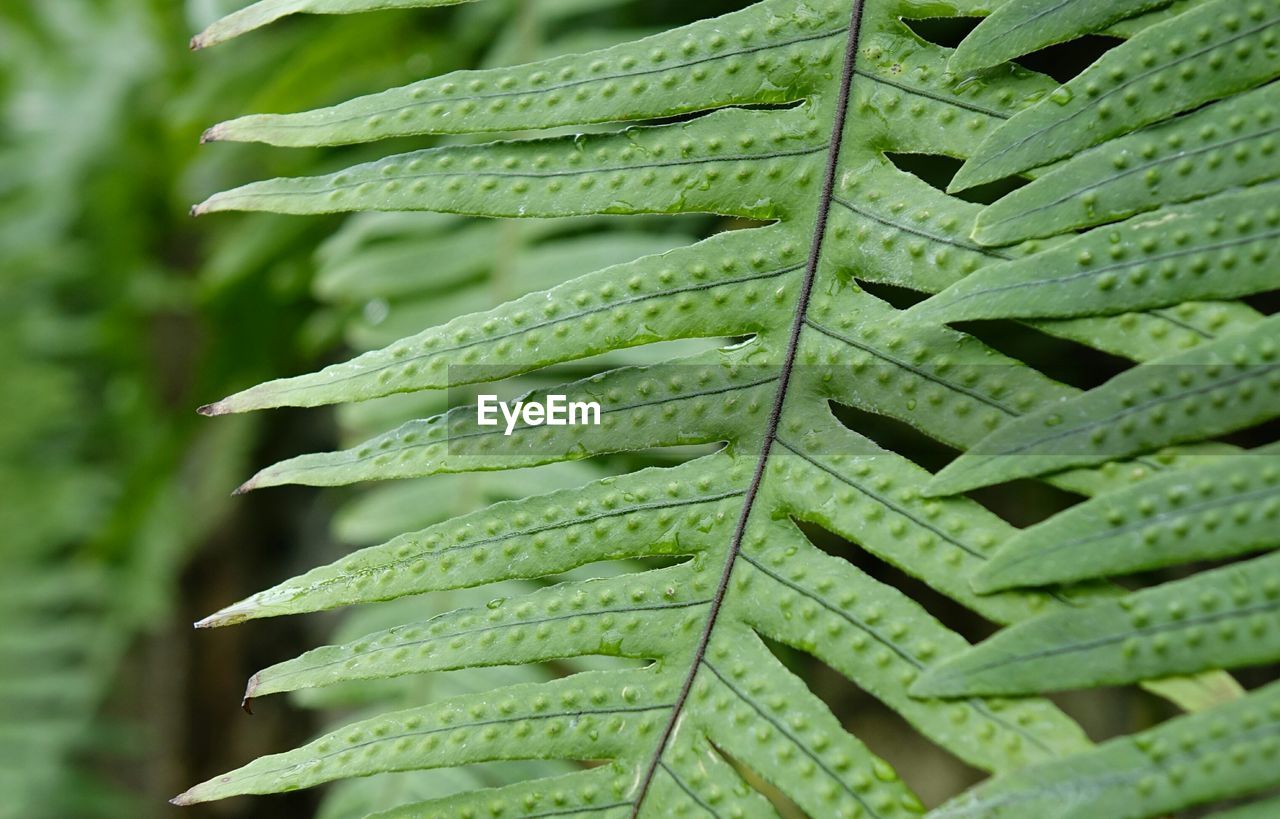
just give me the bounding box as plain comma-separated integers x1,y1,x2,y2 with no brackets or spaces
196,599,256,628
244,670,259,711
242,673,259,713
898,298,946,325
907,668,962,699
945,169,980,195
197,397,236,416
920,472,966,498
967,569,1006,596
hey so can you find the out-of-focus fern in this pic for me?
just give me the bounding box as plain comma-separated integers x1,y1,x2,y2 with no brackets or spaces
184,0,1278,816
0,294,117,819
0,3,265,815
0,7,157,815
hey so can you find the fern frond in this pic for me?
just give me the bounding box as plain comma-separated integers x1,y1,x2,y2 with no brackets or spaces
185,0,1275,814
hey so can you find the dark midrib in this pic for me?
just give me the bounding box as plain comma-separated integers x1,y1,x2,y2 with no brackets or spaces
627,2,869,815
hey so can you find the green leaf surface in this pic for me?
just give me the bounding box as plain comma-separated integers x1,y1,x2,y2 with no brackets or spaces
951,0,1280,191
914,550,1280,696
974,445,1280,591
949,0,1176,74
236,352,775,490
191,0,478,50
927,315,1280,495
185,0,1271,812
733,526,1091,770
361,766,638,819
203,2,841,143
173,670,674,803
201,227,797,413
1104,0,1203,37
972,80,1280,245
915,184,1280,322
927,679,1280,819
199,454,742,626
244,564,710,699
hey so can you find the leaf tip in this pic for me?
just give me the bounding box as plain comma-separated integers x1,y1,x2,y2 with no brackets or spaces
944,175,973,195
899,298,943,325
922,458,991,497
907,668,957,699
199,125,221,144
946,155,1000,195
969,218,1002,248
232,477,257,496
967,570,1003,596
242,674,260,714
196,401,224,416
945,51,985,78
197,597,259,628
920,476,960,498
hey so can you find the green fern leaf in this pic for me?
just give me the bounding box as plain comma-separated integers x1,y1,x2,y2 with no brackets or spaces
927,680,1280,819
191,0,478,50
927,314,1280,495
972,80,1280,245
948,0,1177,74
949,0,1280,192
914,549,1280,696
200,228,790,413
913,184,1280,322
973,444,1280,591
202,5,841,144
197,456,737,626
182,0,1273,813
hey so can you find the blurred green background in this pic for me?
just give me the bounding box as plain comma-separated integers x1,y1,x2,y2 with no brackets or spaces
7,3,1275,818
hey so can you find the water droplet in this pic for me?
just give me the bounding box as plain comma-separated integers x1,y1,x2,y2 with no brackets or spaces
363,298,389,325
